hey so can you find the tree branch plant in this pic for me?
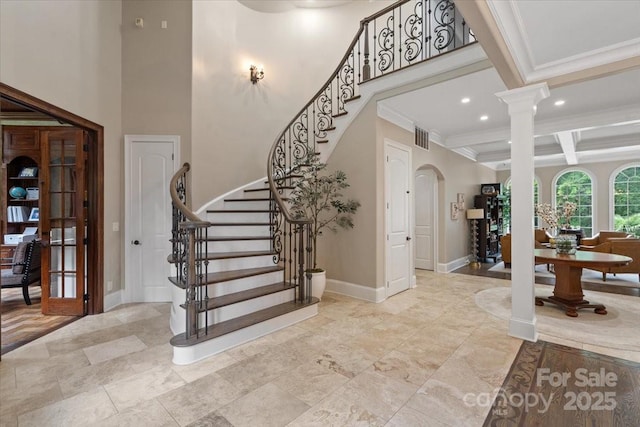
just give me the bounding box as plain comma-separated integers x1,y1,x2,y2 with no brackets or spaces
289,154,360,271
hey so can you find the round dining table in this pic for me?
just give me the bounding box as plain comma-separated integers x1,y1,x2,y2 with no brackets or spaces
533,249,632,317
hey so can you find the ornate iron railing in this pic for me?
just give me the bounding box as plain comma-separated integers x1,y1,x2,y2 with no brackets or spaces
267,0,474,290
170,163,212,340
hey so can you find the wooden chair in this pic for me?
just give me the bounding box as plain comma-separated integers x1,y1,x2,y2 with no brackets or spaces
1,240,42,305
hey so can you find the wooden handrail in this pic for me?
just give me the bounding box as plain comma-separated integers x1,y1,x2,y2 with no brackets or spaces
169,162,201,223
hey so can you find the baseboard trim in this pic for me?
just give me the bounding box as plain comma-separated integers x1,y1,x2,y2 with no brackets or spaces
104,290,123,312
509,317,538,342
326,279,386,303
438,255,470,273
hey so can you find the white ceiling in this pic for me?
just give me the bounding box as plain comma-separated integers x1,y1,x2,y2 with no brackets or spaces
377,0,640,171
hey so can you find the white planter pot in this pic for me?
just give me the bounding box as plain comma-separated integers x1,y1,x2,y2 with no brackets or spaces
310,270,326,301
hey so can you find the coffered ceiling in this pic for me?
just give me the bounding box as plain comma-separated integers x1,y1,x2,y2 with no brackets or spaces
377,0,640,170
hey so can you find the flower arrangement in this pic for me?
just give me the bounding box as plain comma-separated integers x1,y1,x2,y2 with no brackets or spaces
534,201,578,233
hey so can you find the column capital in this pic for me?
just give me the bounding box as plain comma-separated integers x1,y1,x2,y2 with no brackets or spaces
495,82,550,115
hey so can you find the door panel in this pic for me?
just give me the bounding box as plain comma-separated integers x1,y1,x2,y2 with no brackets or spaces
128,138,175,302
415,169,436,270
41,129,86,315
386,143,411,297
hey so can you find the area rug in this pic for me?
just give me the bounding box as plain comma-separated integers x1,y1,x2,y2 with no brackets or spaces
483,340,640,426
488,262,640,288
475,286,640,352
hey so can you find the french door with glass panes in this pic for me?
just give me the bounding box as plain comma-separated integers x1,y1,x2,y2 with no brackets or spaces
40,129,87,315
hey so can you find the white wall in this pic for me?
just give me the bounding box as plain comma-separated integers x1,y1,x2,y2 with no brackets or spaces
190,1,392,208
1,0,123,293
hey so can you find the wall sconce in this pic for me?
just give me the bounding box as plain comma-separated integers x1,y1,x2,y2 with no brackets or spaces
250,65,264,84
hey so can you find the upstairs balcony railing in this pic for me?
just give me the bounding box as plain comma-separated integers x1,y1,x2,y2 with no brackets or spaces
267,0,475,292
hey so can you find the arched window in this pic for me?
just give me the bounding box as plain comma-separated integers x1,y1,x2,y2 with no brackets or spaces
503,177,540,233
554,170,593,237
612,164,640,236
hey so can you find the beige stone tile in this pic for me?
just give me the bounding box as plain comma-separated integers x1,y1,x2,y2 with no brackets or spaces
2,343,50,361
14,349,90,390
272,361,350,405
186,413,234,427
217,383,309,427
83,335,147,365
0,381,62,421
537,333,584,350
65,313,124,336
223,325,307,361
216,347,304,393
45,326,131,357
17,387,117,427
385,405,448,427
447,341,518,388
405,378,487,427
93,398,178,427
314,342,378,379
57,357,134,398
338,370,418,421
104,365,186,411
287,393,386,427
112,303,164,324
349,328,407,359
124,342,174,373
172,351,237,383
371,349,437,387
158,372,244,426
296,313,336,331
0,365,16,393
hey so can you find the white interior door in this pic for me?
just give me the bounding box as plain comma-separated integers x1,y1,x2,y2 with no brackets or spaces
386,142,411,297
415,169,436,270
125,135,179,302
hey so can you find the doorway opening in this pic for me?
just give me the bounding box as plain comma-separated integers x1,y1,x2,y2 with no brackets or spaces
1,83,104,354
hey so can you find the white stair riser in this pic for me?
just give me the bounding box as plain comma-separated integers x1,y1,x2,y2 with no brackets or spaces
206,211,271,223
208,255,275,271
200,289,295,324
244,188,293,198
208,239,272,252
223,200,270,210
208,225,271,237
206,270,284,295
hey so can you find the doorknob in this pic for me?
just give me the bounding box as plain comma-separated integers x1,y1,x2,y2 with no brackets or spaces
132,240,141,245
406,236,412,241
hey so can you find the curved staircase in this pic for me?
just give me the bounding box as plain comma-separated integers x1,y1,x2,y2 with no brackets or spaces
168,0,476,364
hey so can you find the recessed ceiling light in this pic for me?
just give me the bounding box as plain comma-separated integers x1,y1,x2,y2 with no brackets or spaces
480,115,488,121
461,97,470,104
508,140,512,144
554,100,566,106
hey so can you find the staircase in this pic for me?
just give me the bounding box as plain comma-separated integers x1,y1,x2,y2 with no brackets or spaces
168,0,476,364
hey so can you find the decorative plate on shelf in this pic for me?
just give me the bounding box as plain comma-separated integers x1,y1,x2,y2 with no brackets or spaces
481,185,496,195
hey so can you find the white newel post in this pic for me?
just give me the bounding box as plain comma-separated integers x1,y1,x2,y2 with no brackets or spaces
496,83,549,342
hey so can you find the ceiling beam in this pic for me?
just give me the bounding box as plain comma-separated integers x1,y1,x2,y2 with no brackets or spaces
453,0,525,89
556,131,578,165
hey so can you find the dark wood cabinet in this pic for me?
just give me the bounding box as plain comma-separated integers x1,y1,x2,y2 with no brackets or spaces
474,194,504,262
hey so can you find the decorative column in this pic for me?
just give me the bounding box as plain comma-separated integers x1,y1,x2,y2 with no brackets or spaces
496,83,549,342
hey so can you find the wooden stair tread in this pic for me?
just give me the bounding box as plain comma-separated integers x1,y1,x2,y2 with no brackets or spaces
169,265,283,288
167,250,276,264
207,222,272,227
317,140,328,144
181,282,296,312
205,235,272,241
332,111,348,118
345,95,361,103
170,297,319,347
207,209,273,213
224,197,286,202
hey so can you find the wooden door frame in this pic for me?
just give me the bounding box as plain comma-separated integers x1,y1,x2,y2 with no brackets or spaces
1,83,104,314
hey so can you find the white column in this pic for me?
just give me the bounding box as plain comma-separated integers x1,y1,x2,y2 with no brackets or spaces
496,83,549,342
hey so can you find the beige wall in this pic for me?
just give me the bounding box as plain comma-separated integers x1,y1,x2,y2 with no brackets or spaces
121,0,192,165
318,97,497,290
497,159,640,235
190,1,392,208
1,0,123,292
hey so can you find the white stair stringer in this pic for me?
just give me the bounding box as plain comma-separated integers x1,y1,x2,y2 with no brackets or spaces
172,302,317,365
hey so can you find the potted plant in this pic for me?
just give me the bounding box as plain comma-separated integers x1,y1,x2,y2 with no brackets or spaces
289,154,360,300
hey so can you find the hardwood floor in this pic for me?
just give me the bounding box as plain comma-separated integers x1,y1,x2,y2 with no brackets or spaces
1,286,78,355
453,261,640,297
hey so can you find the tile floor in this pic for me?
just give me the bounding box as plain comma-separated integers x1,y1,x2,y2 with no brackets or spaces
0,271,637,426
